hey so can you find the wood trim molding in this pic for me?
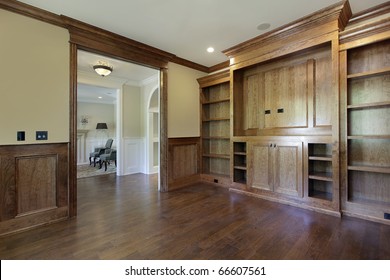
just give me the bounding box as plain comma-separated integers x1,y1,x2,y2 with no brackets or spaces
223,1,352,58
208,61,230,74
62,16,174,69
197,69,230,88
347,1,390,24
160,69,169,192
69,43,77,217
340,2,390,45
170,56,209,73
0,0,65,27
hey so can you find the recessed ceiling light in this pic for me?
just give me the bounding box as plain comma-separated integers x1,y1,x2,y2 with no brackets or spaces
98,96,103,99
207,47,215,53
257,23,271,31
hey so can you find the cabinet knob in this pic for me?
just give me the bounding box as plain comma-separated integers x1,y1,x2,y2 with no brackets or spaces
269,143,272,147
273,144,277,148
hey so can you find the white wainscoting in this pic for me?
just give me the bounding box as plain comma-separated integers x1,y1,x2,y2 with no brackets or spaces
77,130,89,165
122,137,145,175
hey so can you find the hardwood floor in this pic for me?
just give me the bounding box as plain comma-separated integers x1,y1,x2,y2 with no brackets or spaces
0,173,389,260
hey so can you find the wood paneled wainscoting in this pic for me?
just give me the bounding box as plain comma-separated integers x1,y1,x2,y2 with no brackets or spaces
168,137,201,190
0,143,69,236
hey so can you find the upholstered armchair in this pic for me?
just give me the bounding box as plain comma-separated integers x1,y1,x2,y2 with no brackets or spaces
89,138,113,167
99,149,117,171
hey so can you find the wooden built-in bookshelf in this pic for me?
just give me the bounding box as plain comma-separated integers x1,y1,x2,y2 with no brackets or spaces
340,38,390,222
198,71,231,184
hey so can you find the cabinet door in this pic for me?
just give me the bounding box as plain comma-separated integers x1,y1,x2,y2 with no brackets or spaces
247,142,273,191
273,141,303,197
264,62,308,128
243,73,265,129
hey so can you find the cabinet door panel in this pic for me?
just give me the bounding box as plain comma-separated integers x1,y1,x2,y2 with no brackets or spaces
273,142,303,197
315,55,332,127
264,62,308,128
244,73,265,129
248,142,273,191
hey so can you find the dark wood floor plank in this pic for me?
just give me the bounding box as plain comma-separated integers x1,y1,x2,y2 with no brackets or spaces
0,173,389,260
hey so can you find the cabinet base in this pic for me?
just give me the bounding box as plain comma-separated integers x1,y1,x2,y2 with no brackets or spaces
229,188,341,217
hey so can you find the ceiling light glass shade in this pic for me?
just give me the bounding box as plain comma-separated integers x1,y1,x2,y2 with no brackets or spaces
93,63,113,77
96,123,108,129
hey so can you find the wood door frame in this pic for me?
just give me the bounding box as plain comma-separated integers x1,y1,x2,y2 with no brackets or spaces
65,19,172,217
69,45,169,217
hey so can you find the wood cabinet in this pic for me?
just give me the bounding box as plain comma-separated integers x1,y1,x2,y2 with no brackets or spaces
198,71,231,186
243,59,310,130
211,1,351,215
248,141,303,197
196,2,390,223
234,44,334,136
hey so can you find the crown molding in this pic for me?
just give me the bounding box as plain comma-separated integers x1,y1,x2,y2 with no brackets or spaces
139,74,159,87
208,60,230,74
0,0,64,27
170,56,209,73
197,69,230,88
340,2,390,45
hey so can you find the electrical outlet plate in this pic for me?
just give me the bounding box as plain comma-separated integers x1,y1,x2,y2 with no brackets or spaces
36,131,48,140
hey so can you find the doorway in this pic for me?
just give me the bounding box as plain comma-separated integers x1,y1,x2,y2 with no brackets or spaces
76,50,160,181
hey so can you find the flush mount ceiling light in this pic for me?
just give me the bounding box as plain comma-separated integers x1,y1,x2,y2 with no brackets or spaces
207,47,215,53
93,61,113,77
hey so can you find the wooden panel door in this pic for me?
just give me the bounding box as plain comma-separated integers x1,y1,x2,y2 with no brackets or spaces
248,141,303,197
248,142,273,191
243,73,265,129
264,62,308,128
273,141,303,197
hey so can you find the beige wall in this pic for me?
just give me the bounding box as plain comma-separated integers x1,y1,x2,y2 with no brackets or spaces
0,10,70,145
167,63,206,137
122,84,142,138
0,9,208,144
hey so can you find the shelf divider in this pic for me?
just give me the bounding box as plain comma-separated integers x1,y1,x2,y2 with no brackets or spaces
347,67,390,79
348,165,390,174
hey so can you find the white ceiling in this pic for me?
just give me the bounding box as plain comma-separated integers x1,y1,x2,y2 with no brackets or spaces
77,83,117,104
17,0,388,67
77,50,159,103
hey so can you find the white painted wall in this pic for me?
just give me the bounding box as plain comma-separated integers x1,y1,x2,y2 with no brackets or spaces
141,75,160,174
77,102,116,164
